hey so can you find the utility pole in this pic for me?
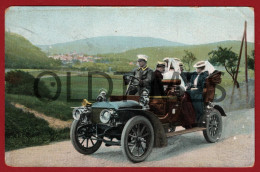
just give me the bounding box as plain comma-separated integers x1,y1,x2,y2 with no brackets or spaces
230,21,247,104
244,21,249,104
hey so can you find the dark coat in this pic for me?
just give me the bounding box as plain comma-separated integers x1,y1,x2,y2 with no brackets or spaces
180,71,192,86
186,71,209,122
133,66,153,89
180,92,196,128
125,66,153,95
150,70,165,96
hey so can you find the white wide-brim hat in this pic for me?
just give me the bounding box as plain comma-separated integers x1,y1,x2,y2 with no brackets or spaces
100,91,106,95
173,57,181,62
137,54,148,61
193,61,206,68
163,57,170,62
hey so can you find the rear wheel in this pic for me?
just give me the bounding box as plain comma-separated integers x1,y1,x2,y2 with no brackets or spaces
121,116,154,163
70,120,102,154
203,109,222,143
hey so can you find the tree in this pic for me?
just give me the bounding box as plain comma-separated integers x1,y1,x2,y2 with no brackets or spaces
182,50,197,71
248,50,255,70
208,46,239,88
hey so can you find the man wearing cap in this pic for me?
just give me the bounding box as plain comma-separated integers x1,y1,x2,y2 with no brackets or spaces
151,61,166,96
124,54,153,95
186,60,209,123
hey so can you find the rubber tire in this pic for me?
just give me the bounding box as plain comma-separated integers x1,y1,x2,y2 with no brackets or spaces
203,109,223,143
70,120,102,155
121,116,154,163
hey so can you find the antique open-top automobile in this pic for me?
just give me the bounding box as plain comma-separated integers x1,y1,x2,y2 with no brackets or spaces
70,70,225,163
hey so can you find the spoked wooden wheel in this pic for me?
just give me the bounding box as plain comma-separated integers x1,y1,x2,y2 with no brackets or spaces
121,116,154,163
70,120,102,154
203,109,222,143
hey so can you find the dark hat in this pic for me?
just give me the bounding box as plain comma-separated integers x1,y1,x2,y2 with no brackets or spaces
157,61,166,67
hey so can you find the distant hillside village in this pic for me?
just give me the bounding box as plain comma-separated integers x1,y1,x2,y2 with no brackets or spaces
48,52,104,64
46,52,136,73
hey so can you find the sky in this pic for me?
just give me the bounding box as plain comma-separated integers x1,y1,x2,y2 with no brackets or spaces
5,7,254,45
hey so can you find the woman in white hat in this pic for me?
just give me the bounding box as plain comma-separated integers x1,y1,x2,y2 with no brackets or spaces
186,60,209,123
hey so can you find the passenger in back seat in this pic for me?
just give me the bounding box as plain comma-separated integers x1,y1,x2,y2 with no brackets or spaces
186,61,209,123
150,61,166,96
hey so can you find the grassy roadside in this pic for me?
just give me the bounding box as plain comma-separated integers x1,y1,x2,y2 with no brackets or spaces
6,94,78,121
5,100,70,151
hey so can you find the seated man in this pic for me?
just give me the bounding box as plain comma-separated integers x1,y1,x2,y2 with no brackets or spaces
150,62,166,96
186,61,209,123
123,54,153,95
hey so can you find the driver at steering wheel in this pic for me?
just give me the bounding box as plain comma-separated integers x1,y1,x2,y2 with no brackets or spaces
123,54,153,95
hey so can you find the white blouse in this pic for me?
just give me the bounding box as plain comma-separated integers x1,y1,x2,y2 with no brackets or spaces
193,73,200,87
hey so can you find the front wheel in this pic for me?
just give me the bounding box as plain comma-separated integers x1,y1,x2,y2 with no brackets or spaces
70,120,102,155
121,116,154,163
203,109,223,143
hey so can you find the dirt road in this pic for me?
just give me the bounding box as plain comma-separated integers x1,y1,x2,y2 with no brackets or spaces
5,108,254,167
11,102,72,129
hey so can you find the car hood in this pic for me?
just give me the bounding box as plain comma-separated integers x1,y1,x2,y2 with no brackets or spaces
91,100,142,110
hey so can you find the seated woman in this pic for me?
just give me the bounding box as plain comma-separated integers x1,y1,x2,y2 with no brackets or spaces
163,58,186,90
186,61,209,123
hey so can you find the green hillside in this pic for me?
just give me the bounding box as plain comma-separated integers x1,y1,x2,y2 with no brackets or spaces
38,36,186,55
100,40,254,70
5,32,61,69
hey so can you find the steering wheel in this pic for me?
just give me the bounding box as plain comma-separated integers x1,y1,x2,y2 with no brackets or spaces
124,74,140,95
124,74,140,86
129,75,140,85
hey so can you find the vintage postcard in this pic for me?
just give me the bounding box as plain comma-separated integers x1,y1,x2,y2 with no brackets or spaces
4,6,255,167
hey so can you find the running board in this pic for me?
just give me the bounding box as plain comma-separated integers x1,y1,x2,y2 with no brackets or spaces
166,127,206,138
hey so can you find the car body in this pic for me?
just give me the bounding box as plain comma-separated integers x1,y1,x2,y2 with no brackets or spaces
70,70,225,162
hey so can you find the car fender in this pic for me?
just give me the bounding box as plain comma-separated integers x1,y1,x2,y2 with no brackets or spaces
213,105,226,116
118,109,167,148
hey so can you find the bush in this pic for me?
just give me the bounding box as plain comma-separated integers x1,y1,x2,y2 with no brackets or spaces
5,70,51,99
